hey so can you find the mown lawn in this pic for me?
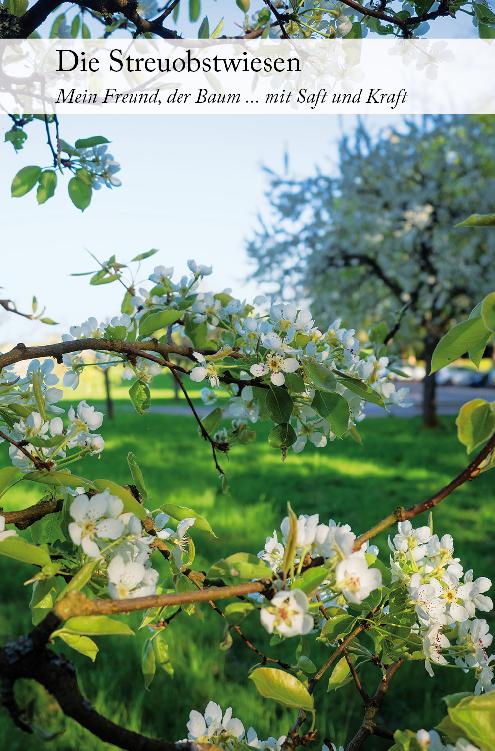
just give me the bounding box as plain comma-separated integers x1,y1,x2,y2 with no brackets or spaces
0,405,494,750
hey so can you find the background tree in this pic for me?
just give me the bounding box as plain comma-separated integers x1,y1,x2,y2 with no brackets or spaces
247,115,495,427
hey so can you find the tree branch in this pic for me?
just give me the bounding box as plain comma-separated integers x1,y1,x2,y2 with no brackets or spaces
54,582,267,620
354,430,495,550
346,659,404,751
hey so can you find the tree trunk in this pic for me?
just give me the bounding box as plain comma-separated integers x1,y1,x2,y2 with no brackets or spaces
422,335,439,428
103,369,114,420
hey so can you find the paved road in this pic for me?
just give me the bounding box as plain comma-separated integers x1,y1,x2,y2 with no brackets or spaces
149,383,495,418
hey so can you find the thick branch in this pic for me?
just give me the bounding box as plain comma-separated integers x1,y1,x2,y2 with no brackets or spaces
54,582,266,620
0,338,195,371
0,614,216,751
346,659,404,751
2,497,63,529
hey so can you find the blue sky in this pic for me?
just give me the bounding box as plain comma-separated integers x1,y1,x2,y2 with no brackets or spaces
3,114,404,344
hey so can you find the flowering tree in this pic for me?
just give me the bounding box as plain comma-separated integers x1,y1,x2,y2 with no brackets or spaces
0,250,494,751
1,0,494,44
247,116,495,428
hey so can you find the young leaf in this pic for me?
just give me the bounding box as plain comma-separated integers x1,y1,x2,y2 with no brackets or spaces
129,380,151,415
0,466,23,499
457,213,495,227
127,452,148,501
268,423,296,450
93,479,146,520
139,309,182,337
481,291,495,332
68,175,92,211
456,399,495,454
312,391,350,437
131,249,159,262
266,386,293,424
431,317,490,373
11,165,42,197
56,632,99,660
36,170,57,204
198,15,209,37
64,615,134,636
142,638,156,689
74,136,110,149
0,536,51,567
249,667,314,711
208,553,271,582
159,503,216,536
306,361,337,392
327,656,351,691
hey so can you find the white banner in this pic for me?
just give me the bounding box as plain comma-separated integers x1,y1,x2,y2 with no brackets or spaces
0,39,494,115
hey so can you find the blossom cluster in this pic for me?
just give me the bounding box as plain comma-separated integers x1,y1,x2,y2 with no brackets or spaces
60,259,409,457
67,490,196,599
0,360,104,470
389,521,494,693
258,512,382,637
185,700,285,751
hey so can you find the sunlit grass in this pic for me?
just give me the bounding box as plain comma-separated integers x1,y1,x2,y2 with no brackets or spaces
0,407,494,750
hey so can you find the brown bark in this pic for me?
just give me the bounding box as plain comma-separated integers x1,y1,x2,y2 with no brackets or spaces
422,334,439,428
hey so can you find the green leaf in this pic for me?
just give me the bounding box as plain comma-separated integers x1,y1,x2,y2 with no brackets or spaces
292,566,328,595
24,470,94,490
139,309,182,337
93,479,146,520
0,466,23,498
208,552,272,582
56,632,98,660
6,0,28,16
320,614,356,643
198,15,209,37
59,560,99,598
129,380,151,415
336,373,384,406
36,170,57,204
153,632,174,677
211,17,224,37
456,399,495,454
159,503,216,536
268,423,296,449
0,536,51,567
431,317,490,372
284,373,305,393
312,391,350,437
11,165,42,197
64,615,134,637
74,136,110,149
474,2,495,25
223,602,255,625
201,407,223,436
481,292,495,332
142,638,156,688
189,0,200,21
448,691,495,751
266,386,293,424
249,667,314,711
68,175,92,211
457,213,495,227
305,361,337,392
131,249,159,262
127,452,147,501
327,656,351,691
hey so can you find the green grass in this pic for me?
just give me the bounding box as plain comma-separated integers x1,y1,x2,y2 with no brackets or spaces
0,407,494,750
